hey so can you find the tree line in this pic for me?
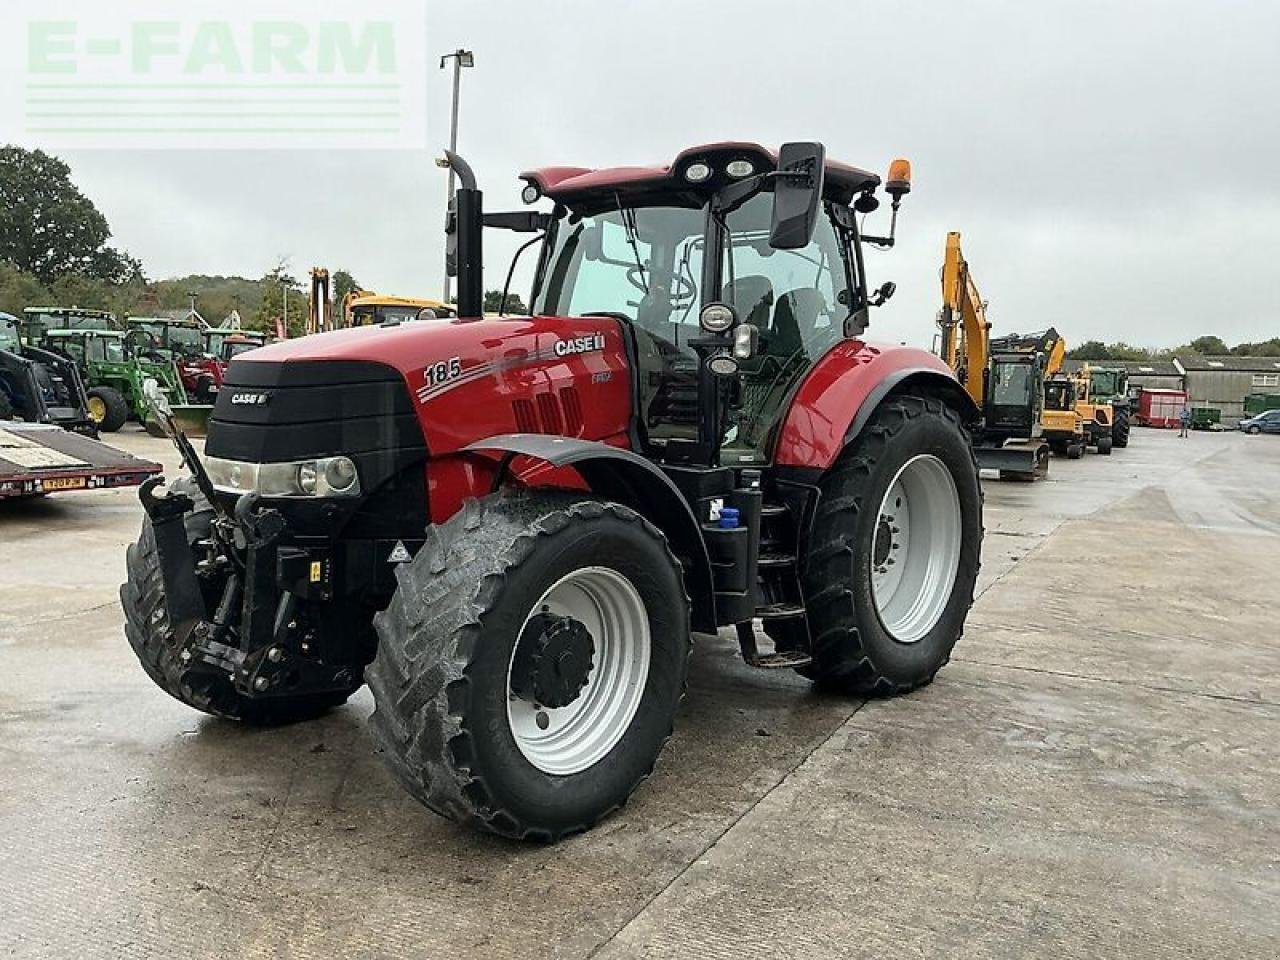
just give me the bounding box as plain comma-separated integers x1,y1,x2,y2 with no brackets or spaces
1068,336,1280,361
0,145,530,335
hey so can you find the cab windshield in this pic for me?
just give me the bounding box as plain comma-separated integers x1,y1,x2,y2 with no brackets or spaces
89,336,126,363
1045,381,1075,410
534,193,856,459
991,361,1033,406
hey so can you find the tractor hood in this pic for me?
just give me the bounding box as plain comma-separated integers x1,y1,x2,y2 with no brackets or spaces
212,315,633,462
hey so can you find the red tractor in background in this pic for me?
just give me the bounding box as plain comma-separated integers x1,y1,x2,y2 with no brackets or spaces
123,141,983,841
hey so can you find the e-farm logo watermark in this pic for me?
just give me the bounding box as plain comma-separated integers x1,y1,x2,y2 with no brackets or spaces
0,1,427,149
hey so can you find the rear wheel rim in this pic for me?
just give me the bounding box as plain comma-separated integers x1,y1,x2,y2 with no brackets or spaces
506,566,650,776
87,396,107,423
871,454,963,643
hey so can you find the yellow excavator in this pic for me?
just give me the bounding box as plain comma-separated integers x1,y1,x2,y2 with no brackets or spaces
307,268,456,335
937,232,1052,480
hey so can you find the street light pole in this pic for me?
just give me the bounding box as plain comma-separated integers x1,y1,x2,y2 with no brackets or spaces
439,48,474,305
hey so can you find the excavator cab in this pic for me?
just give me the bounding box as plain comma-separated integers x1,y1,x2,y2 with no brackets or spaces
985,353,1044,439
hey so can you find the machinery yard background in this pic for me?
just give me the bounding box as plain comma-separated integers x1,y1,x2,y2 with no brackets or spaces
3,425,1277,958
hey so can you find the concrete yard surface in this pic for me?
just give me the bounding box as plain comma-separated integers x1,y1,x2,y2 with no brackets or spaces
1,426,1277,958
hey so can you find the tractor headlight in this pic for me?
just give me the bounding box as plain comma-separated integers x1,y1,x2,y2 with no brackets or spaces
205,455,362,499
323,456,359,493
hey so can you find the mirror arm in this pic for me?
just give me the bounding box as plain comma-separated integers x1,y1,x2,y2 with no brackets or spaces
483,211,553,233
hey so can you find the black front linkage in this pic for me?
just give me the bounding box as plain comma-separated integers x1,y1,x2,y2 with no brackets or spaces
139,478,356,700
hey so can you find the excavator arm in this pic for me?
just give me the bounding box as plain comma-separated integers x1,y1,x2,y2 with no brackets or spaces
938,231,992,407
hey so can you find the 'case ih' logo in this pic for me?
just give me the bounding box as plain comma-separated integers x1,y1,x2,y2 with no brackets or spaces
230,392,269,406
554,334,605,357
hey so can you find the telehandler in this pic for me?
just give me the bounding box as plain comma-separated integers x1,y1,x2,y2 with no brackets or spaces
123,141,984,840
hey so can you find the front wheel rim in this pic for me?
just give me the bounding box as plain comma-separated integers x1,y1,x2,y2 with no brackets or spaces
506,566,650,776
870,454,963,644
87,397,106,422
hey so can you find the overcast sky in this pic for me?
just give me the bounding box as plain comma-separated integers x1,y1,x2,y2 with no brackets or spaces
58,0,1280,350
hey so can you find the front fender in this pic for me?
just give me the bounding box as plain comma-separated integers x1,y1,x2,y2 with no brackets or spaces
463,434,716,633
773,341,976,470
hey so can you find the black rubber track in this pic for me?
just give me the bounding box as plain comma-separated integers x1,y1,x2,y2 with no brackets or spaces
1112,407,1130,448
88,386,129,432
119,478,359,724
366,493,691,841
769,395,983,695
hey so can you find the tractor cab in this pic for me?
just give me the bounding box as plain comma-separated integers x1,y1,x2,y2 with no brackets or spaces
126,317,206,360
477,142,912,468
0,312,96,434
20,306,117,343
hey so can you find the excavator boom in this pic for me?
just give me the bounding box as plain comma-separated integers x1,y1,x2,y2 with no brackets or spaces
938,231,991,407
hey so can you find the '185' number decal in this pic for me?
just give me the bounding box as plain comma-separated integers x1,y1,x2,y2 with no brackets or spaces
425,357,462,387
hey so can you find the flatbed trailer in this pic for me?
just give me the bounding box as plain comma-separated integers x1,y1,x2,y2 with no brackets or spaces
0,422,160,500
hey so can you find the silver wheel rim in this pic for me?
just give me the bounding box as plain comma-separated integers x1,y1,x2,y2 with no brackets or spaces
870,454,963,643
506,566,650,776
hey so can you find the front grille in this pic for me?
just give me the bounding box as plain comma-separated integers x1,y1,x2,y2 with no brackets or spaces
208,360,421,463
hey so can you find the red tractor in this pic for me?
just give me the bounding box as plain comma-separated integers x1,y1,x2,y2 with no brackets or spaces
123,142,983,840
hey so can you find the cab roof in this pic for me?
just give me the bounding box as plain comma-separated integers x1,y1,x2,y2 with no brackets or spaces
521,141,880,213
23,306,115,316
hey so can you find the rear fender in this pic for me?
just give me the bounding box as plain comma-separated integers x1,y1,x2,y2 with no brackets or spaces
462,434,716,633
774,341,977,470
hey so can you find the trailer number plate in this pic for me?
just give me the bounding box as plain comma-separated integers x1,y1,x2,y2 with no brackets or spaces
42,476,87,491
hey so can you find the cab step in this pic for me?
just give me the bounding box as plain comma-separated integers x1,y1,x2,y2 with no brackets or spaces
735,621,811,669
756,602,806,620
757,552,794,569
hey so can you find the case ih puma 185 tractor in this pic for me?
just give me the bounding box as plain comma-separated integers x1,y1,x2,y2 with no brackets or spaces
124,142,983,840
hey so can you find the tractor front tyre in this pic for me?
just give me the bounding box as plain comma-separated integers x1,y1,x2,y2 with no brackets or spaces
87,386,129,432
794,395,983,696
1096,435,1114,455
120,478,360,724
1112,408,1131,447
368,494,691,841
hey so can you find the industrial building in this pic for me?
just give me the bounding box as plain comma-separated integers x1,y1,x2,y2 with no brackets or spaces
1180,355,1280,425
1068,355,1280,425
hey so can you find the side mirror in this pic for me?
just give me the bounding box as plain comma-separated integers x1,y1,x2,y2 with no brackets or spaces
870,281,897,307
769,141,826,250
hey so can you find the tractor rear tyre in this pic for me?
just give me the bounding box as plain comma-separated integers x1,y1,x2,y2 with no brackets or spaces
120,478,361,724
368,494,691,841
779,396,983,696
1112,408,1130,447
1096,435,1113,455
87,386,129,432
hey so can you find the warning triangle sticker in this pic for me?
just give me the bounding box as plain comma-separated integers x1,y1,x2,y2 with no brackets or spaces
388,541,412,563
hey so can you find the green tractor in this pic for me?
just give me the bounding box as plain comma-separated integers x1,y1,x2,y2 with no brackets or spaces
41,329,186,433
1087,365,1131,448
